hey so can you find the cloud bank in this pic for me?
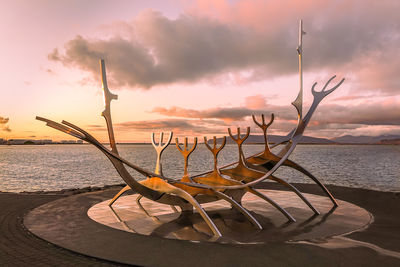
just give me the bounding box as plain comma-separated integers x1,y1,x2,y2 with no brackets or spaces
88,118,228,136
150,95,400,136
49,0,400,96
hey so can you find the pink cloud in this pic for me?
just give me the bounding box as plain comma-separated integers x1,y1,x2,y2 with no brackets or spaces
244,94,267,109
188,0,327,33
88,118,228,136
151,95,292,123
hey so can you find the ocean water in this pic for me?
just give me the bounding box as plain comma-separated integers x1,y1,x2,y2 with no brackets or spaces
0,144,399,193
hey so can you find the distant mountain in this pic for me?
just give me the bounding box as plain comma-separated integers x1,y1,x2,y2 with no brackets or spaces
208,134,400,145
210,134,335,144
332,134,400,144
379,138,400,145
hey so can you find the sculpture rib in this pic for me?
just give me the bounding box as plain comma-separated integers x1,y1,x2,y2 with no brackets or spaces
269,176,319,214
212,190,262,230
198,135,295,222
246,188,295,222
222,127,318,215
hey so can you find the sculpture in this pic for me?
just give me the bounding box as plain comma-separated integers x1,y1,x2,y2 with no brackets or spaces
36,20,344,237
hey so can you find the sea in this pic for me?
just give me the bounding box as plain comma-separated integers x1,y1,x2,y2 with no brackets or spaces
0,144,399,193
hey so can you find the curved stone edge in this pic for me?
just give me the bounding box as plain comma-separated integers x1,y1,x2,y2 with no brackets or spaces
23,187,375,266
87,190,373,245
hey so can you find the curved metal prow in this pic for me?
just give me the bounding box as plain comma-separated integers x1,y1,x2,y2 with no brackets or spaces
99,59,133,206
294,75,345,137
100,59,119,154
291,20,306,123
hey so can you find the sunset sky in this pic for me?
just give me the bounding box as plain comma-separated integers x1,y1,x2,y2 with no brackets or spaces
1,0,399,142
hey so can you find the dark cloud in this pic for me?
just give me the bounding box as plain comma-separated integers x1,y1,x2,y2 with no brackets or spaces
151,97,400,131
49,2,400,95
313,101,400,126
333,94,377,101
151,94,295,122
48,11,290,89
152,106,256,122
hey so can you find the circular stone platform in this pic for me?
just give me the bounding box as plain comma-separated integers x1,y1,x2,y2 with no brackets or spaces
24,188,373,266
88,190,372,244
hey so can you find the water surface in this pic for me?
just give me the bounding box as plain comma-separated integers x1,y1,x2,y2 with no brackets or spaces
0,144,398,192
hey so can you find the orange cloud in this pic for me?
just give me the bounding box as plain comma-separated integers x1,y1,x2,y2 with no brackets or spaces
151,94,297,123
0,116,11,132
0,116,9,124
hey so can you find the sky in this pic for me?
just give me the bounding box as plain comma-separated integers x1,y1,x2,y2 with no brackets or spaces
0,0,399,142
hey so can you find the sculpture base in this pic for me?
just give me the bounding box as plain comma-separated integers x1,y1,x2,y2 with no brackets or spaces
24,187,373,265
89,189,371,244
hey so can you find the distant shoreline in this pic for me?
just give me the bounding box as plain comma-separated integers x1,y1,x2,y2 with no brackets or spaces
2,134,400,145
1,142,398,146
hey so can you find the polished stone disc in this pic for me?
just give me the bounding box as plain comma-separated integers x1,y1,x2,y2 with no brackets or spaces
88,189,372,244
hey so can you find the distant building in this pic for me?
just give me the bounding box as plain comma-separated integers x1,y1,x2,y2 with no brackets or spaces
7,139,28,145
7,139,29,145
6,139,54,145
76,140,83,144
35,139,53,144
61,140,77,144
39,139,53,144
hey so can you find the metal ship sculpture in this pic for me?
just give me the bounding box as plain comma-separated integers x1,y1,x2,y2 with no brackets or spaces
37,21,344,237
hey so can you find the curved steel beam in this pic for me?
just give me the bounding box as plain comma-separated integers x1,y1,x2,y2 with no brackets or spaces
108,185,131,206
222,127,319,214
250,113,338,207
269,175,319,214
246,188,296,222
212,190,262,230
141,178,222,237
